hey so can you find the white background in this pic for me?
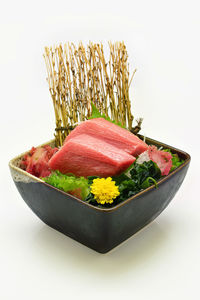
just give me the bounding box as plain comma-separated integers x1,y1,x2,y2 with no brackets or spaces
1,1,199,299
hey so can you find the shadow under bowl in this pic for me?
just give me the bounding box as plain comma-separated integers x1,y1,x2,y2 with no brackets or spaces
9,136,191,253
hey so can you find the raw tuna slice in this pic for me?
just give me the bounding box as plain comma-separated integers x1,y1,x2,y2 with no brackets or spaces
148,146,172,176
137,145,172,176
65,118,148,156
49,134,135,177
20,145,58,178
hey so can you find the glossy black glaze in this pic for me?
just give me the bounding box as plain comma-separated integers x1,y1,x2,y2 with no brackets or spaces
10,137,191,253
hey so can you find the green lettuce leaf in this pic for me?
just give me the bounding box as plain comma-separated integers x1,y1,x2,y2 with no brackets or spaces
42,171,90,200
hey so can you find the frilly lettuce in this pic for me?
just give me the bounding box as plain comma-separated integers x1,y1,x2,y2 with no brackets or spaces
42,171,90,200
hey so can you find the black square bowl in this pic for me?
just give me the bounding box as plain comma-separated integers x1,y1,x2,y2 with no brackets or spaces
9,137,191,253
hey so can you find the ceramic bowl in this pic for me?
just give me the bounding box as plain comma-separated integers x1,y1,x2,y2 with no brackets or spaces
9,136,191,253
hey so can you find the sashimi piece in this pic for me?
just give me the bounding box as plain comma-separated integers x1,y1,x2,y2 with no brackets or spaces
148,146,172,176
20,145,58,178
49,134,135,177
65,118,148,156
137,145,172,176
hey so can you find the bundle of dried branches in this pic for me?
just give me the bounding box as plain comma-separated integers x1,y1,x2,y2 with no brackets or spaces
44,41,137,147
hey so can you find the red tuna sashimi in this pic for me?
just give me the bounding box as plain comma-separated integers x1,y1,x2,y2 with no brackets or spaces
49,134,135,177
65,118,148,156
137,146,172,176
20,145,58,177
148,146,172,176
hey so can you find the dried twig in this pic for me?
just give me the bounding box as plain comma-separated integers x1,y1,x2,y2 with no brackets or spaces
130,118,143,135
44,41,136,147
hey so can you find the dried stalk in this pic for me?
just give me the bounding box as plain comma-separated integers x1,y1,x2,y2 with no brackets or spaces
44,41,137,147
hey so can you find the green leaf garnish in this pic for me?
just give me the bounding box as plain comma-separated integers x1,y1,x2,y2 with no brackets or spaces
108,161,161,206
130,161,161,185
42,171,90,200
88,103,125,128
141,177,158,189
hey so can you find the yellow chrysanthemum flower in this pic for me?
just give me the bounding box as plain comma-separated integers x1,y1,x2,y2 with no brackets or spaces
90,177,120,205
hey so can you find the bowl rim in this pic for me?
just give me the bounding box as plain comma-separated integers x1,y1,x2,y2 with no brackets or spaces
9,137,191,213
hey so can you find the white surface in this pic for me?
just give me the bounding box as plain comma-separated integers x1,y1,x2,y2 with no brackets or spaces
0,1,199,299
